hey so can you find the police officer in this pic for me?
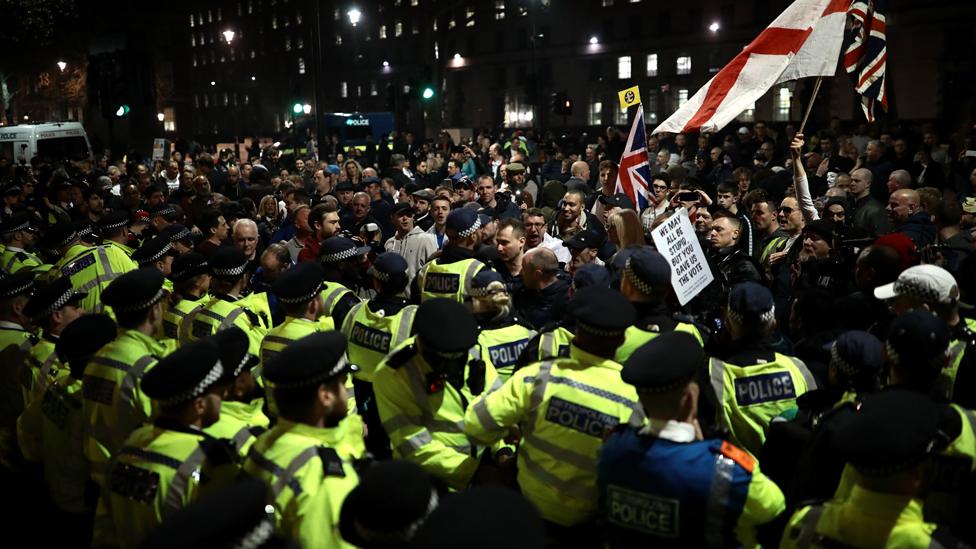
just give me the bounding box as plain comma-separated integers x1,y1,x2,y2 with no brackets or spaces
374,298,500,490
707,282,817,457
340,252,418,458
464,286,643,535
244,331,364,549
318,236,368,325
761,330,884,505
98,210,136,257
599,331,786,548
20,276,85,406
130,234,177,288
161,252,209,341
0,212,42,273
44,223,136,313
184,246,269,356
415,208,486,303
16,314,116,546
83,269,177,487
467,269,536,383
0,270,37,354
261,261,336,365
782,390,965,548
615,247,704,363
203,327,269,458
105,336,238,548
159,223,196,255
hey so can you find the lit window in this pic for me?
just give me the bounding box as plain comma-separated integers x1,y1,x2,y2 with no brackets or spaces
217,7,222,21
296,13,302,25
336,34,342,45
434,42,439,59
250,49,257,58
617,56,632,79
370,81,378,96
466,8,475,27
645,91,659,123
630,0,641,3
283,15,290,27
192,54,198,67
518,6,527,16
433,19,437,31
616,103,628,124
191,35,196,47
379,25,387,39
243,94,249,105
676,56,692,75
448,18,455,29
297,38,304,49
646,53,658,76
775,86,791,121
163,108,176,132
189,14,194,27
223,92,229,106
340,81,348,98
357,84,362,97
194,95,200,108
589,101,602,125
334,8,340,20
602,0,613,5
207,9,213,23
412,0,418,5
247,0,253,14
285,37,291,51
298,57,306,74
272,17,278,29
203,94,209,108
395,21,403,36
737,102,756,122
412,22,419,34
495,1,505,20
677,88,689,107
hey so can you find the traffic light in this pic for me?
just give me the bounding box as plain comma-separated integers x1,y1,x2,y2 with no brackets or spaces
550,92,566,115
421,86,435,100
563,98,573,115
115,104,130,117
292,103,303,114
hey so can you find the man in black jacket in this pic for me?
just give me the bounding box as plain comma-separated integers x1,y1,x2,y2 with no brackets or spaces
707,214,761,288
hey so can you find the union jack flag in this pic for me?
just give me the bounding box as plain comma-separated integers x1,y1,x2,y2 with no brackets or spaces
614,106,652,211
843,0,888,122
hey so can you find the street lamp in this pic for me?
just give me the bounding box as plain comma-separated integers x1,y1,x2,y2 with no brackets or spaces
709,21,720,33
56,61,67,72
347,8,361,26
453,53,461,60
157,112,165,122
382,61,389,68
302,104,312,115
222,29,236,44
210,80,216,86
589,36,599,45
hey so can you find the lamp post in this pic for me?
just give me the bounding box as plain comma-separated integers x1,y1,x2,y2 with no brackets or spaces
222,29,236,44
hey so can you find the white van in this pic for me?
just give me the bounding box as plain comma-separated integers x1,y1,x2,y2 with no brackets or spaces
0,122,94,165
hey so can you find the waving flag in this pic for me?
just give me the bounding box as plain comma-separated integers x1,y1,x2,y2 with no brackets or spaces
843,0,888,121
653,0,849,135
614,106,652,211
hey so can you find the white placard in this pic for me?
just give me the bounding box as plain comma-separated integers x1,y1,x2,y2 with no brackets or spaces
650,207,714,305
152,138,167,161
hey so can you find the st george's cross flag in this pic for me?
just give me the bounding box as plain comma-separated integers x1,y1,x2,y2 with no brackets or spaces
653,0,850,135
614,105,653,210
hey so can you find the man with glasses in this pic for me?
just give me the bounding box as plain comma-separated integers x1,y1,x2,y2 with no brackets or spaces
523,208,570,266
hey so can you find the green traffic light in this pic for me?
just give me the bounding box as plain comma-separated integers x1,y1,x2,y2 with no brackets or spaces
421,87,435,100
115,104,130,117
292,103,303,114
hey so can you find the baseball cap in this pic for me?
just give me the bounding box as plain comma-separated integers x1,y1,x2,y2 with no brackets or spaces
873,264,959,305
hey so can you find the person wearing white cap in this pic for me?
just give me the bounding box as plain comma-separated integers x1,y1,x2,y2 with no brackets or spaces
873,263,973,401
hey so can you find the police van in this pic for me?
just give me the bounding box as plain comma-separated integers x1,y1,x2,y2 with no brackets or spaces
0,122,94,165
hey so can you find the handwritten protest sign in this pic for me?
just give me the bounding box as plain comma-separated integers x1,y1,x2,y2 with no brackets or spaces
650,208,713,305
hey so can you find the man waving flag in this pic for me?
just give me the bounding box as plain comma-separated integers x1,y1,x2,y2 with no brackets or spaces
653,0,849,135
614,102,653,211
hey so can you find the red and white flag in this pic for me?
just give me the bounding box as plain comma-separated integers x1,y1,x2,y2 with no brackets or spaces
653,0,850,135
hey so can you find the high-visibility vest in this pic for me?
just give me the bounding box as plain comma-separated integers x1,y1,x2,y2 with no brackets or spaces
0,246,42,273
536,326,574,361
243,415,364,549
56,244,137,313
184,296,269,357
161,297,204,341
23,334,63,408
940,337,970,401
341,301,418,382
614,322,703,363
417,257,484,303
105,424,240,548
477,323,537,383
203,398,269,459
82,330,177,486
373,337,500,489
320,281,356,318
709,353,817,458
464,345,644,526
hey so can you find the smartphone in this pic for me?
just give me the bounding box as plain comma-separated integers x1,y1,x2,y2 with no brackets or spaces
965,150,976,158
678,191,698,201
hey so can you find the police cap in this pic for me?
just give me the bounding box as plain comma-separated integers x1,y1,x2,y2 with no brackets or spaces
413,486,545,549
39,222,78,250
97,210,129,232
131,235,174,266
23,277,85,322
624,247,671,295
141,477,281,549
0,270,35,300
263,331,356,389
209,246,249,279
148,203,177,219
272,261,325,304
468,270,506,298
339,460,437,547
0,211,33,235
727,282,775,324
169,252,209,283
828,330,884,379
56,314,116,376
212,326,255,379
572,263,611,290
75,220,96,243
320,236,370,264
415,298,478,358
446,208,481,239
142,338,226,406
367,251,409,284
101,268,166,312
160,223,194,246
569,286,635,337
885,309,950,373
622,331,703,392
833,389,946,476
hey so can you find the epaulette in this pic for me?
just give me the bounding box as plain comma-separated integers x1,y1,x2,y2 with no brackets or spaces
386,343,417,370
198,437,241,467
241,308,261,327
717,440,754,473
317,447,346,477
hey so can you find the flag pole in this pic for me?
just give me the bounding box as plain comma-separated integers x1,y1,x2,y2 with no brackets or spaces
798,76,824,134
